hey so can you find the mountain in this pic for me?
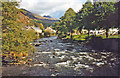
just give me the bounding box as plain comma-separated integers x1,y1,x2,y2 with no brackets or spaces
18,12,31,25
20,9,58,23
43,15,52,18
20,9,38,20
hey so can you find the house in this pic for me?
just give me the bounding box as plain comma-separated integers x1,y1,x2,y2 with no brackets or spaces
90,29,106,35
82,28,119,35
45,27,56,34
25,26,42,33
31,27,42,33
81,29,88,34
24,26,31,30
24,26,43,38
108,28,119,35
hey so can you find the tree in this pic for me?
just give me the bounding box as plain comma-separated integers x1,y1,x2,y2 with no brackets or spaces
2,2,36,64
34,22,39,27
114,1,120,34
60,8,76,39
39,23,45,32
109,1,119,28
54,21,68,38
75,9,84,34
80,0,95,37
95,2,116,38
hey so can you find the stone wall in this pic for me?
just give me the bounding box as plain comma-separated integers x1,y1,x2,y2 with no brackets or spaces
87,37,119,52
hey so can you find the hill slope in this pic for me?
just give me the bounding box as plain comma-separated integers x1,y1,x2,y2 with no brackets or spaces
20,9,58,23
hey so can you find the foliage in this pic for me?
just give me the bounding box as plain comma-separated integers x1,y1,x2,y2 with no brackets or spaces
65,34,120,43
77,0,95,37
54,1,119,39
44,30,51,37
62,8,76,39
54,21,68,35
39,23,45,32
2,2,36,64
31,19,53,28
93,2,116,37
54,8,76,39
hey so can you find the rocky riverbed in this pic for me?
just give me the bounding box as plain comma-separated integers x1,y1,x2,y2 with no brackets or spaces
2,36,119,76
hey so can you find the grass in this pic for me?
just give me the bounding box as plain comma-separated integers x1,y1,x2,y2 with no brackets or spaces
73,34,88,41
108,35,120,38
65,34,120,41
96,34,120,39
66,34,89,41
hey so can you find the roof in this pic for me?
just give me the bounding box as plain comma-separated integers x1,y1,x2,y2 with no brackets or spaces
31,27,42,33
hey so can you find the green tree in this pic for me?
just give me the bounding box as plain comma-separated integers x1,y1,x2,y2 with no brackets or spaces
95,2,116,38
60,8,76,39
34,22,39,27
54,21,68,38
75,10,84,34
81,0,95,37
114,1,120,34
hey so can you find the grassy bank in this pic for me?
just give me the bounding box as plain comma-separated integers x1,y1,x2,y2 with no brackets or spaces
65,34,120,42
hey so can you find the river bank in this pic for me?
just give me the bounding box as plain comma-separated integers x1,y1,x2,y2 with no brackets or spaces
60,35,119,53
2,36,119,76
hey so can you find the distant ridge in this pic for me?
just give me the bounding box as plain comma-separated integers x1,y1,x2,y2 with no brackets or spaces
20,9,58,23
20,9,38,20
43,15,52,18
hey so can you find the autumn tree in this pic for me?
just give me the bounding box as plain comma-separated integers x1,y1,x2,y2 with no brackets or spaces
2,2,36,64
39,23,45,32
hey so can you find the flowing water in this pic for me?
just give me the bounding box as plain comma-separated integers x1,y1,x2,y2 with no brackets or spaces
2,36,119,76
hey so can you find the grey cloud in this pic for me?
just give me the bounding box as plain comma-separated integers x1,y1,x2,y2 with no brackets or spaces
20,0,86,18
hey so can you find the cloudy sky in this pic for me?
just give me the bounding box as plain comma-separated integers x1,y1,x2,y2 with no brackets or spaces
20,0,89,19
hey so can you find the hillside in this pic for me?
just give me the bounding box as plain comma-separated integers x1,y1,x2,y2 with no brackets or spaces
33,14,58,21
18,12,30,25
20,9,58,23
43,15,52,18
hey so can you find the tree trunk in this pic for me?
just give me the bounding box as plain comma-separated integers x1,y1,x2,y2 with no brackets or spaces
118,30,120,34
70,32,73,40
95,31,96,37
79,30,82,35
106,28,109,38
95,33,96,37
56,31,58,34
88,30,90,37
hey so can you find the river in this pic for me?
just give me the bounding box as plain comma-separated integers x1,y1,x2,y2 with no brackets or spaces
2,36,119,76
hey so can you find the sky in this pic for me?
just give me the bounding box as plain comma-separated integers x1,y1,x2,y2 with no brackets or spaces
20,0,89,19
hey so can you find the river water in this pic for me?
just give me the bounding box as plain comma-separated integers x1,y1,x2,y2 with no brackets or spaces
2,36,119,76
